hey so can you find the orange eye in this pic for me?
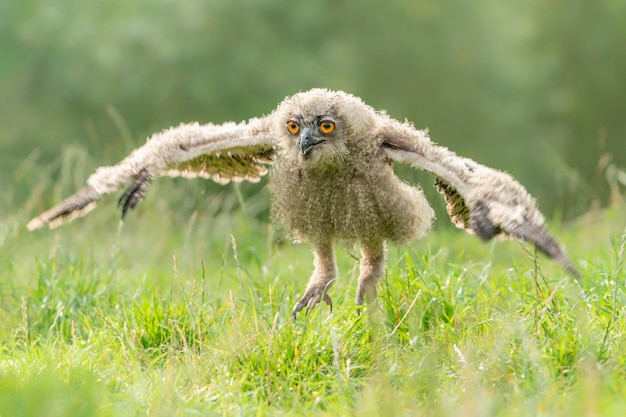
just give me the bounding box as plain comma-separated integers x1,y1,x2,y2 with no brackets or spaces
319,119,335,134
287,120,300,135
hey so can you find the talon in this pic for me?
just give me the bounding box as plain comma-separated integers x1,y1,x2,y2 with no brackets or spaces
355,298,363,316
292,287,333,319
305,292,322,315
356,293,364,307
292,302,305,319
323,293,332,313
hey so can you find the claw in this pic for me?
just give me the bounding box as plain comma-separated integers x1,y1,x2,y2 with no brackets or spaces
292,287,333,319
355,284,377,316
306,292,332,315
292,302,305,319
355,297,364,316
324,293,332,313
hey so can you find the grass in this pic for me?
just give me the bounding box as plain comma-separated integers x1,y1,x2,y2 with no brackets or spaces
2,164,626,416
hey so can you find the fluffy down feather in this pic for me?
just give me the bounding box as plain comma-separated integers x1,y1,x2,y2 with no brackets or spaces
27,89,579,317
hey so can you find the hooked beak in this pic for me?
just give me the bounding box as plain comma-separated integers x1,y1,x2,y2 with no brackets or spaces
300,128,325,158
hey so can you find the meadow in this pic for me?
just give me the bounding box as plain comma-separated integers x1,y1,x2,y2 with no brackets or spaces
1,155,625,416
3,1,626,415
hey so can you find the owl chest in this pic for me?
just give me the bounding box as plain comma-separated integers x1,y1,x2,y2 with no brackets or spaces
269,162,408,241
290,166,381,212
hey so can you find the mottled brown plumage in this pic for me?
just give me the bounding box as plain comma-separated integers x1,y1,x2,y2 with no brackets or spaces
27,89,579,316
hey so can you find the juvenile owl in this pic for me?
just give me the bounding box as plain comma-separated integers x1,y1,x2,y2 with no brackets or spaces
27,89,579,317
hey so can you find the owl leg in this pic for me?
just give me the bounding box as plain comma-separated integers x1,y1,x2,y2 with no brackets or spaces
355,241,387,307
292,242,337,318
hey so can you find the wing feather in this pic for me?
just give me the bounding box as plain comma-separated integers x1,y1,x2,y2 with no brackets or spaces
27,118,274,230
26,186,101,231
379,120,579,278
162,145,274,183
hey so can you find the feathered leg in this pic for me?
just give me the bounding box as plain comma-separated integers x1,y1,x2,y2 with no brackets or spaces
292,242,337,318
355,241,387,307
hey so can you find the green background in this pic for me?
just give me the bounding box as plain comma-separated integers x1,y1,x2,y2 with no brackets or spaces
2,0,625,221
2,3,626,415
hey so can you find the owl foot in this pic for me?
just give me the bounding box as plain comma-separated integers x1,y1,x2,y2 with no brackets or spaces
355,283,377,316
292,287,332,319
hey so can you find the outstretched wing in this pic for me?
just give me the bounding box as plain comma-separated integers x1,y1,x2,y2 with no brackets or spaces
27,117,275,231
378,119,579,278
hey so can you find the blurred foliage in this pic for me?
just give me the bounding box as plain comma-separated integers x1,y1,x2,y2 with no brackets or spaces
2,0,625,220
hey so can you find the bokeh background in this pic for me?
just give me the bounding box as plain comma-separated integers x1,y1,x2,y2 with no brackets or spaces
2,0,625,223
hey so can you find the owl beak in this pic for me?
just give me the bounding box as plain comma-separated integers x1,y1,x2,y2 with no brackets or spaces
300,129,325,158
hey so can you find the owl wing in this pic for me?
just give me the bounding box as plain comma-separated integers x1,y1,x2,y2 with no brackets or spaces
378,119,579,278
27,118,275,231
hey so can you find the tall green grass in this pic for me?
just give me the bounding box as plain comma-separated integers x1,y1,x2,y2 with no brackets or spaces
2,152,626,416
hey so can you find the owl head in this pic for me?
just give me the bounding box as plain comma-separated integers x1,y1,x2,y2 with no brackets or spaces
273,88,377,163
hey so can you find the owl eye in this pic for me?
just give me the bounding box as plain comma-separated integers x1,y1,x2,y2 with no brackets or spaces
319,119,335,134
287,120,300,135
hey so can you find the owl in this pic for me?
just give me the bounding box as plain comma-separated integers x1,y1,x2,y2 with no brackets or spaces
27,89,579,317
